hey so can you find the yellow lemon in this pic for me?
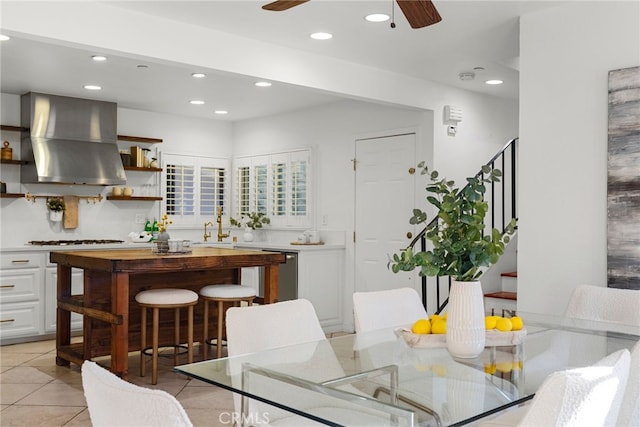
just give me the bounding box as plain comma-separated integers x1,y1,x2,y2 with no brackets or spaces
496,361,513,373
431,319,447,334
429,313,442,323
432,365,447,377
511,316,524,331
411,318,431,334
495,317,513,332
485,315,498,330
484,364,497,374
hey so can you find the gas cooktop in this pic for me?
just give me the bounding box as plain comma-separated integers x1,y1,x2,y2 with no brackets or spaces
28,239,125,246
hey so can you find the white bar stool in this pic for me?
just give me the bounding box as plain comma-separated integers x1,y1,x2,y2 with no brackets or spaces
135,288,199,385
200,284,256,359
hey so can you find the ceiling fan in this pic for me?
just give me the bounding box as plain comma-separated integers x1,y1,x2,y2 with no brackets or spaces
262,0,442,29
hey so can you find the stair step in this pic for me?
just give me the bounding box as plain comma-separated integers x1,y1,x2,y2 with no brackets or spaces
501,272,517,278
484,291,517,301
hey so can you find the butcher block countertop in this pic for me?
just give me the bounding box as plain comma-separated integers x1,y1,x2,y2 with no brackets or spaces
50,247,285,273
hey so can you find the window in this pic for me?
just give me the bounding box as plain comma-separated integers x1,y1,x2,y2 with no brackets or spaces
162,153,229,226
233,149,311,228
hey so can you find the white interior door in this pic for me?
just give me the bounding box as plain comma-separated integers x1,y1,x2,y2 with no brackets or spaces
355,133,417,293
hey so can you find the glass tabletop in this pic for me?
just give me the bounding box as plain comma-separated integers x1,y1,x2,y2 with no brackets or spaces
175,313,639,426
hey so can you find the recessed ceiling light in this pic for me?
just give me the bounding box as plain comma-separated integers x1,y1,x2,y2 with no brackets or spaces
310,32,333,40
485,79,504,85
365,13,389,23
83,85,102,91
255,81,272,87
137,64,148,69
214,110,228,115
0,34,10,41
190,100,205,105
92,55,107,62
192,73,206,78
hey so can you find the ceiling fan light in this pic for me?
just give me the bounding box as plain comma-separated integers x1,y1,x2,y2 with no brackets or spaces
310,32,332,40
485,79,503,85
365,13,389,23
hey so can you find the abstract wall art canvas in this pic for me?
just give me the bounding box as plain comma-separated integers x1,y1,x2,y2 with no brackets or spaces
608,65,640,289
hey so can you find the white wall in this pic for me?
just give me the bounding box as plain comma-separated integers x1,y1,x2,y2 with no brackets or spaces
233,95,518,330
518,1,640,315
0,94,233,247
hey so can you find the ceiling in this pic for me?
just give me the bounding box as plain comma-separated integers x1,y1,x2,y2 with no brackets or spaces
0,1,562,122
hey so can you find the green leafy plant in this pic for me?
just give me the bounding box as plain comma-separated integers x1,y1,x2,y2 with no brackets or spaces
390,162,517,281
230,212,270,230
46,197,65,212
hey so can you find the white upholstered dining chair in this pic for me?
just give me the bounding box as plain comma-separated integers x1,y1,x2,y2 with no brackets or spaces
225,299,398,426
564,284,640,327
81,360,192,427
480,348,631,427
352,287,428,333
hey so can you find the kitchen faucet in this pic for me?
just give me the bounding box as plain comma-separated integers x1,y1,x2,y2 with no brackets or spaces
216,206,229,242
203,221,213,242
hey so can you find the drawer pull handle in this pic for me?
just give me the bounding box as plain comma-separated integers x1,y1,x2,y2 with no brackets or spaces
0,284,16,289
0,319,15,323
11,260,30,264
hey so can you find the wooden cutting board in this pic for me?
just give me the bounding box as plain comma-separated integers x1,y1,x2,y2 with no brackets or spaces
63,196,79,229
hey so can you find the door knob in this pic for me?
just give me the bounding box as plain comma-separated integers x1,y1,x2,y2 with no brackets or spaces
408,167,415,175
406,232,413,239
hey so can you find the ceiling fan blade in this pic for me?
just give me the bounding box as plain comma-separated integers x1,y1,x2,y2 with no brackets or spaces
262,0,309,12
396,0,442,29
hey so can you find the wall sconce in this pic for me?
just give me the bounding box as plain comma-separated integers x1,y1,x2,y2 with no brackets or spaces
443,105,463,136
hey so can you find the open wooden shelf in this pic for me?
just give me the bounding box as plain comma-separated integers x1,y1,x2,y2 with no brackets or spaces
0,125,27,132
0,193,26,198
1,159,28,165
117,135,163,144
123,166,162,172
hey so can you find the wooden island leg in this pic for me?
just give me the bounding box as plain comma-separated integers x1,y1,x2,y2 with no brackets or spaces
110,272,129,378
263,264,280,304
56,264,72,367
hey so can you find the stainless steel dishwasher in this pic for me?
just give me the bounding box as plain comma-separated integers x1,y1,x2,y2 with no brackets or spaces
259,251,298,302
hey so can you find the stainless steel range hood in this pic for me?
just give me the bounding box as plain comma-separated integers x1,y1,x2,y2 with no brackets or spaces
20,92,126,185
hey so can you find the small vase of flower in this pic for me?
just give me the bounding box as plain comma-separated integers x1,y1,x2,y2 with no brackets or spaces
47,197,65,222
230,212,270,242
153,214,172,254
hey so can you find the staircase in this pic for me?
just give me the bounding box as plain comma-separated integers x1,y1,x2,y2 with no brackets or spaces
411,138,519,315
485,272,517,316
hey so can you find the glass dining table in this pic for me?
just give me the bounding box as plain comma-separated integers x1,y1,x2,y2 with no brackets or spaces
175,313,639,426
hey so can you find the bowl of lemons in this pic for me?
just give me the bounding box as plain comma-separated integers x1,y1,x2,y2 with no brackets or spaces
396,313,526,348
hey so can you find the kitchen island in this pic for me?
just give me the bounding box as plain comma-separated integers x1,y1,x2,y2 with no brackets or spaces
50,247,285,378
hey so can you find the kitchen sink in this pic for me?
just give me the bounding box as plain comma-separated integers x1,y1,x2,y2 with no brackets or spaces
191,241,235,248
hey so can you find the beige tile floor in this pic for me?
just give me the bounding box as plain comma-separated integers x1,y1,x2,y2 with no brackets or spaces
0,333,349,426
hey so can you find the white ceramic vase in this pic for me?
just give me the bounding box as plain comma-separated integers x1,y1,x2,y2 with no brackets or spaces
49,210,63,222
243,228,254,242
446,280,486,358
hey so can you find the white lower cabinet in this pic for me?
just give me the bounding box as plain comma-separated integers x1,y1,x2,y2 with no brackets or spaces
0,252,44,340
298,249,344,332
44,266,84,333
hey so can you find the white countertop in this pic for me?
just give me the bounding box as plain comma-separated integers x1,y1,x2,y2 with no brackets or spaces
1,241,344,253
